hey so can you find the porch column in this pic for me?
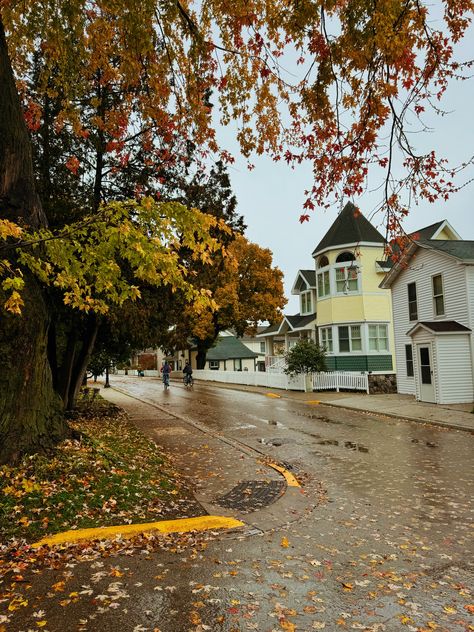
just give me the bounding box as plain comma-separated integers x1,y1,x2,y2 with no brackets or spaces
266,337,275,356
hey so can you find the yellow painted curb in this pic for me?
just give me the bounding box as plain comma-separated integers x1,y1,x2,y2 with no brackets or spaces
31,515,245,549
305,400,321,405
266,461,300,487
265,393,281,398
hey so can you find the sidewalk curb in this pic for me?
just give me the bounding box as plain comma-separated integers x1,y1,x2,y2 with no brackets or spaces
31,516,245,549
312,401,474,434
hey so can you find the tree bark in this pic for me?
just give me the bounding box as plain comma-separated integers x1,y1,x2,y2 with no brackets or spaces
0,18,67,464
66,314,99,410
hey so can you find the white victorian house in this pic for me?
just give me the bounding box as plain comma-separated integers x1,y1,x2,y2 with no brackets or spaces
381,229,474,404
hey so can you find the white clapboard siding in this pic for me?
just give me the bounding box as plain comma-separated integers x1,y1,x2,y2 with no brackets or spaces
436,335,474,403
391,248,470,395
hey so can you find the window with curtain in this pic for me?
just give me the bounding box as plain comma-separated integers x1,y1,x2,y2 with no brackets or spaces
320,327,333,352
368,324,388,351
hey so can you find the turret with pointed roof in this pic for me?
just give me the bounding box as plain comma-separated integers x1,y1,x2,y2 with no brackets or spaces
312,202,385,257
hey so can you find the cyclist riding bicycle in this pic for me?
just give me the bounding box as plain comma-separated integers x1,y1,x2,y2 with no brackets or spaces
183,361,193,387
161,361,171,389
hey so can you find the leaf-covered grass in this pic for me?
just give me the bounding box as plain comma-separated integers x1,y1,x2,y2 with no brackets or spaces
0,399,203,543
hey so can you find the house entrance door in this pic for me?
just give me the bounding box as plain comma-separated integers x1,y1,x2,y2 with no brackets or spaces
417,344,436,403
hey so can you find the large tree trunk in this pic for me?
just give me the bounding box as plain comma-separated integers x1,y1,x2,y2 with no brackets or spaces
66,315,100,410
0,18,67,464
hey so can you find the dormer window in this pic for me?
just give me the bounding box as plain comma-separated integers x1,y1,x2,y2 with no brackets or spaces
335,252,359,293
300,291,312,314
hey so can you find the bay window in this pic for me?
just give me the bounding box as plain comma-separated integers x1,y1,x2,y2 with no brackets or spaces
368,324,388,351
317,270,330,297
320,327,333,352
338,325,362,352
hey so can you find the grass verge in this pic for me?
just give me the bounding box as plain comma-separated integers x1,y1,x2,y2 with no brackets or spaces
0,398,204,544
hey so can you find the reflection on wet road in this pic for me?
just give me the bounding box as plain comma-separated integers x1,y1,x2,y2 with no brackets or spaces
108,377,474,630
6,376,473,632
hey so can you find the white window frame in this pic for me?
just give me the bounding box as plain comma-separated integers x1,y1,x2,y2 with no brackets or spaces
300,290,312,314
408,282,418,321
368,324,389,352
317,270,330,298
209,360,219,370
320,327,333,352
338,325,362,353
334,264,359,294
432,274,445,317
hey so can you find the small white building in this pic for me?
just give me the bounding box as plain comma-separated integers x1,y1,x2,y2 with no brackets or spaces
381,236,474,404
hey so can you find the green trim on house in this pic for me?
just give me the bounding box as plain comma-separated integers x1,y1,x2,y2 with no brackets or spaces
325,355,393,371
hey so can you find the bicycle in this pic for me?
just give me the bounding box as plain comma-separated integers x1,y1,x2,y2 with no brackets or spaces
183,373,193,388
162,372,170,390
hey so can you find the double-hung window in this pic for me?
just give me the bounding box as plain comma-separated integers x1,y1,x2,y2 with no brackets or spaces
368,324,388,351
338,325,362,352
301,291,312,314
209,360,219,370
432,274,445,316
405,344,414,377
408,282,418,321
335,266,358,293
317,270,330,298
320,327,333,352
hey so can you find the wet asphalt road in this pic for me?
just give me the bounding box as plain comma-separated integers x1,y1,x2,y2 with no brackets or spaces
3,376,474,632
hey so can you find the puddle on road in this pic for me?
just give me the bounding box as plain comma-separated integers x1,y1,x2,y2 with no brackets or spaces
317,439,370,452
233,423,257,430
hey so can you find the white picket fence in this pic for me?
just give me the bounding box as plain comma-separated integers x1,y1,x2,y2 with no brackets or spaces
313,371,369,393
193,369,305,391
116,368,369,393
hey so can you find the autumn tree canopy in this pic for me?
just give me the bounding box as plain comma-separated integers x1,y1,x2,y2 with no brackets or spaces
3,0,472,235
168,233,286,368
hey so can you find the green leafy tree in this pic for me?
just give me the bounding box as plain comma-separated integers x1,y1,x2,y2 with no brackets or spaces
284,340,327,376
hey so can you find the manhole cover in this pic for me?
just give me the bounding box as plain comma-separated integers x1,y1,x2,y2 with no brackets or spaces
214,480,285,513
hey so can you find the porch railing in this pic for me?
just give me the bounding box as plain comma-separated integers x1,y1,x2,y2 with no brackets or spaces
313,371,369,393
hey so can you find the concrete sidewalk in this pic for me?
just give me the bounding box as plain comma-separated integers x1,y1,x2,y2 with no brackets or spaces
194,380,474,433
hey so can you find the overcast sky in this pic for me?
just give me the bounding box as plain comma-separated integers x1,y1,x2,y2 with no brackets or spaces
215,25,474,314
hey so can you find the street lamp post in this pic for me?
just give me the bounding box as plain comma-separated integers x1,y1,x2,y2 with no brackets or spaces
104,364,111,388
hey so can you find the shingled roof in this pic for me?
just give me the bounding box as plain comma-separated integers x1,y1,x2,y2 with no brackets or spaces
206,335,258,360
420,240,474,261
312,202,385,256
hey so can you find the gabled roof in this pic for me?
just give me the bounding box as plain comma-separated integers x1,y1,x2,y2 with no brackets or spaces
257,313,316,336
291,269,317,294
312,202,385,257
410,219,461,241
206,335,259,360
381,240,474,288
284,313,316,330
407,321,471,336
420,240,474,262
257,322,282,336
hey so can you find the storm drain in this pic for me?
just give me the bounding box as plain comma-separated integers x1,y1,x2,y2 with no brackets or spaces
214,480,286,513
